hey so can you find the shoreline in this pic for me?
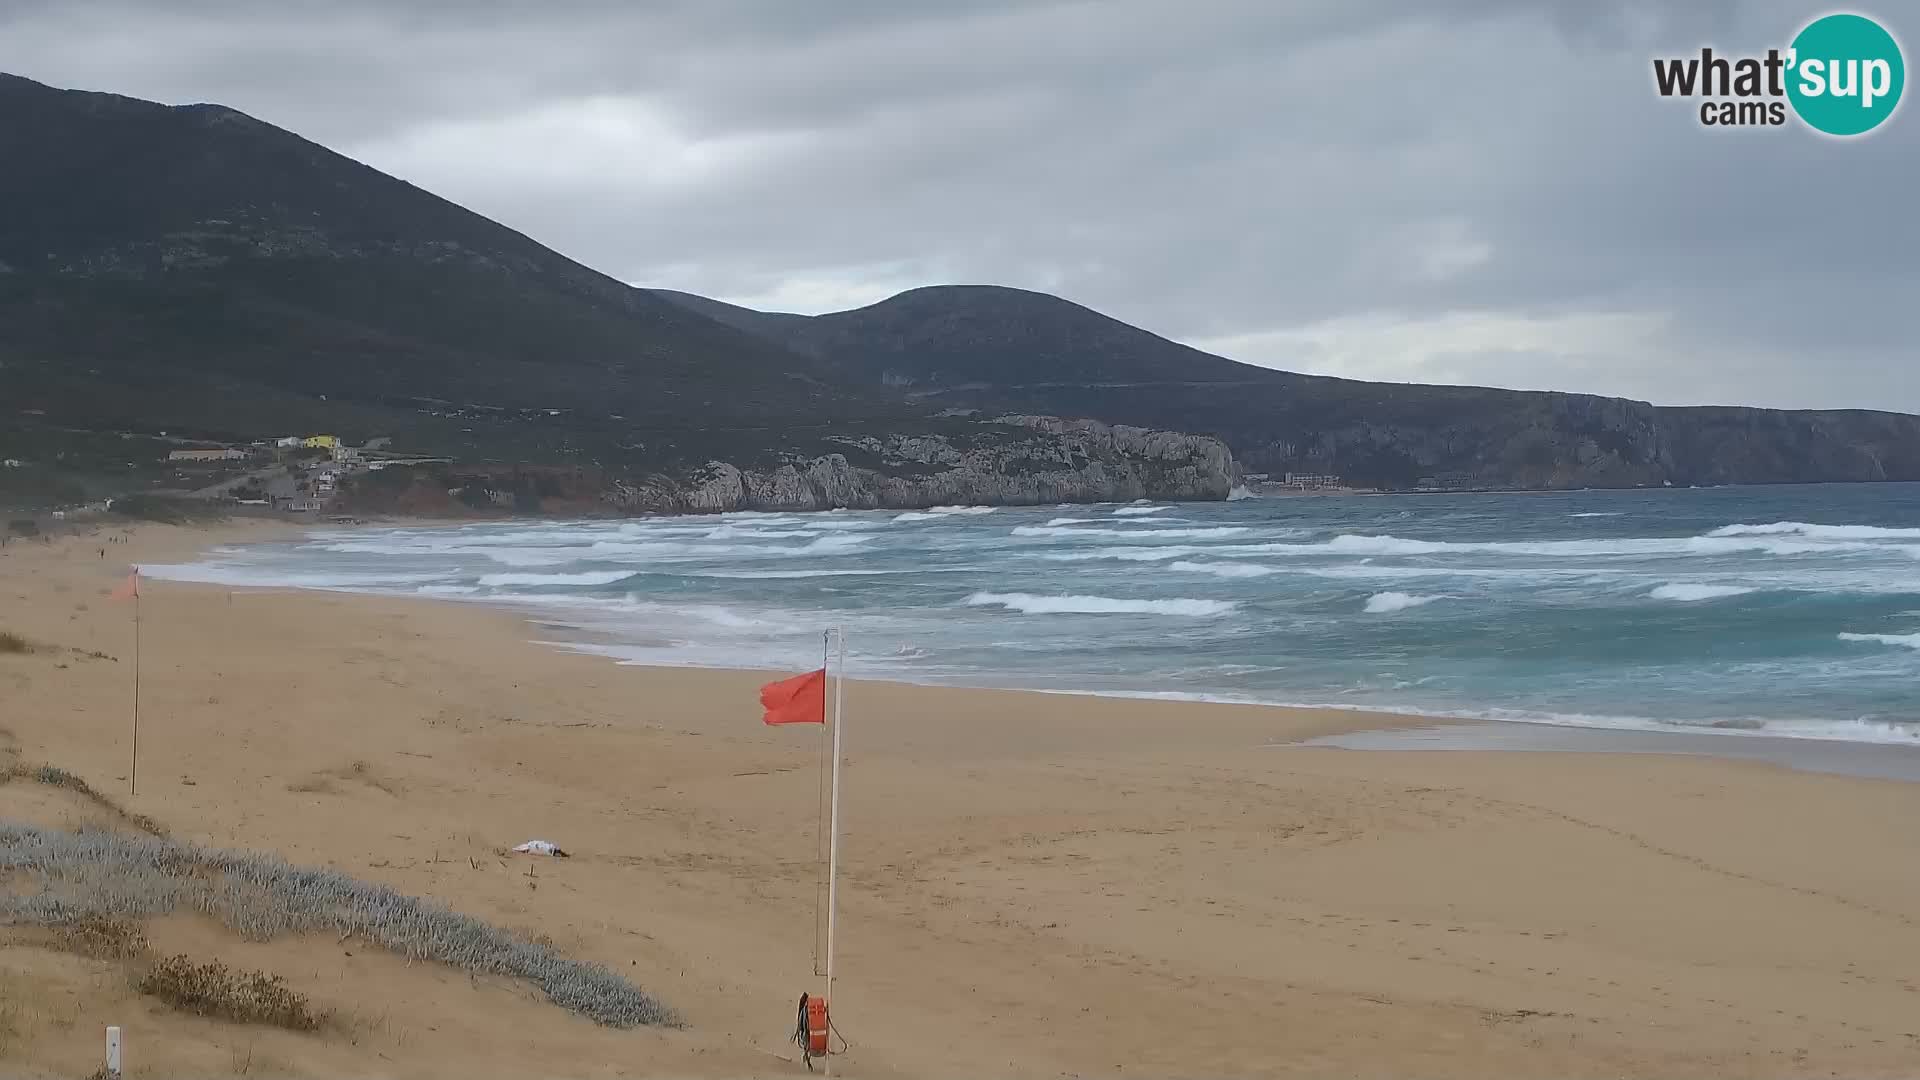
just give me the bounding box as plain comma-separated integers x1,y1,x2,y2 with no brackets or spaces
10,519,1920,1076
136,515,1920,762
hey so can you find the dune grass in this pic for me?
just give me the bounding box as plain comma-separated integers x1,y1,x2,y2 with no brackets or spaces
0,764,164,836
0,631,29,654
0,823,675,1028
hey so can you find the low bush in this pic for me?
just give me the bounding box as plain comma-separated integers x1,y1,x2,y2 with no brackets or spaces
138,954,322,1031
0,764,164,836
51,914,149,961
0,823,674,1027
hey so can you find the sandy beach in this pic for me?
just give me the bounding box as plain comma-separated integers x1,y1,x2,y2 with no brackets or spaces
5,519,1920,1079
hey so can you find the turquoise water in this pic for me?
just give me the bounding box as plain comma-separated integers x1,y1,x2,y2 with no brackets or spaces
147,484,1920,744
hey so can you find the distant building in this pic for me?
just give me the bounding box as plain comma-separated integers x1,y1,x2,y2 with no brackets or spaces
275,436,304,448
302,434,339,450
366,457,450,472
1283,473,1341,489
1415,472,1478,491
280,497,324,512
1,459,21,468
331,444,363,464
169,448,248,462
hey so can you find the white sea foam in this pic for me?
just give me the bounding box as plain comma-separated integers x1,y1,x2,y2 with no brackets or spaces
1648,583,1756,602
416,584,481,596
1569,512,1623,518
1363,591,1440,613
1043,517,1100,526
705,525,814,539
1012,525,1250,539
964,592,1237,617
693,568,919,579
1710,521,1920,540
138,564,454,590
801,534,873,553
1838,632,1920,650
588,540,724,558
893,506,997,522
1040,546,1206,562
482,547,585,567
1317,532,1896,559
1169,560,1278,579
477,571,634,587
1112,506,1173,516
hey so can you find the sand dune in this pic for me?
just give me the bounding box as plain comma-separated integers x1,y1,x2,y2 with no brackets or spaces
4,519,1920,1077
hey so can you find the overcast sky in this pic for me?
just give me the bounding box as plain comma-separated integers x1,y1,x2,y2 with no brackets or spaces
4,1,1914,411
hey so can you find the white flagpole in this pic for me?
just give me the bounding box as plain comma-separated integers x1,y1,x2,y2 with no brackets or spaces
824,626,846,1076
130,574,141,797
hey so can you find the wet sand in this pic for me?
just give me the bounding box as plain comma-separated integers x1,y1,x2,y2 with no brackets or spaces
1300,721,1920,783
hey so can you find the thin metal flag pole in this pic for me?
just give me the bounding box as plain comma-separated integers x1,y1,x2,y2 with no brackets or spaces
130,576,141,796
813,629,832,976
824,625,846,1077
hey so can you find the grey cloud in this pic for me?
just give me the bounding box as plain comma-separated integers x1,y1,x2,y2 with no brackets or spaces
0,0,1912,410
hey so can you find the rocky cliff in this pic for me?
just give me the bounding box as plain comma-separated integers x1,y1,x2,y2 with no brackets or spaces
604,416,1236,513
338,416,1237,517
657,286,1920,491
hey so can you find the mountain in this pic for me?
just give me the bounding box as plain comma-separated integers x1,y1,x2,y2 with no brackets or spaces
5,70,1914,509
0,74,1234,510
652,286,1920,489
0,73,900,439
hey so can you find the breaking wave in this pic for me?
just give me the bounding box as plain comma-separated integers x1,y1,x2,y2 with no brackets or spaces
1112,506,1173,516
893,506,998,522
1012,525,1250,539
1710,522,1920,540
1363,592,1441,613
964,592,1238,617
477,571,635,587
1648,583,1756,602
1838,632,1920,650
1169,560,1278,579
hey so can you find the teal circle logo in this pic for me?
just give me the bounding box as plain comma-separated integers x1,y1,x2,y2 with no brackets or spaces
1787,13,1905,136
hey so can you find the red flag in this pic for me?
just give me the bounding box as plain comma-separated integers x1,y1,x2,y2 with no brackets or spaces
760,668,826,725
109,569,140,602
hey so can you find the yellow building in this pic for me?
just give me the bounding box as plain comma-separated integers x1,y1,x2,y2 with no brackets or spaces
302,435,339,450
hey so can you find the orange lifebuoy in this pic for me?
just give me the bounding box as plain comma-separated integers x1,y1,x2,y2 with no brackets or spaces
806,996,830,1057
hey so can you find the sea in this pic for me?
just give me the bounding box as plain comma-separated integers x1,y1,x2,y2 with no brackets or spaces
144,483,1920,747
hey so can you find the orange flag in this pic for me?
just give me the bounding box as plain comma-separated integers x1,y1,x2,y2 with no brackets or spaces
760,668,826,725
109,569,140,602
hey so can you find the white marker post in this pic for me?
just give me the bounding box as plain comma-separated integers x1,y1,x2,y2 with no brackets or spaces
824,627,846,1077
105,1026,122,1077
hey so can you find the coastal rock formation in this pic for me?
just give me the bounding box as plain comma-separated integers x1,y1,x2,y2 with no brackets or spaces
603,416,1238,513
658,285,1920,491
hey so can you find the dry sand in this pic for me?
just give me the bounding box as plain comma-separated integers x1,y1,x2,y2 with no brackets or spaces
4,518,1920,1078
